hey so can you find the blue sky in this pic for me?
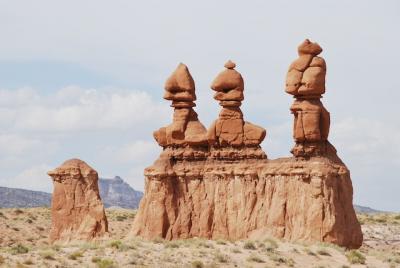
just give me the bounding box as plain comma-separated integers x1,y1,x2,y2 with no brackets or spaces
0,0,399,211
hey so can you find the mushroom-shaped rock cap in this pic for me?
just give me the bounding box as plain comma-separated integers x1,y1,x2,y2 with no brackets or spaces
298,39,323,56
47,158,97,179
164,63,195,93
211,60,244,93
164,63,196,102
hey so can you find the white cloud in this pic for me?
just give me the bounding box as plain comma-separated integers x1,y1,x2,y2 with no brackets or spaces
0,134,43,155
332,117,400,165
0,86,169,193
0,86,169,132
0,164,53,193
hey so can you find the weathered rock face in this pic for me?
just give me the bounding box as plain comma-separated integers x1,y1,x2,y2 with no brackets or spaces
286,39,331,157
131,53,362,249
131,150,362,248
48,159,108,243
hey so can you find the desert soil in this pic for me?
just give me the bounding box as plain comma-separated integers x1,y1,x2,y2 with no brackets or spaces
0,208,399,268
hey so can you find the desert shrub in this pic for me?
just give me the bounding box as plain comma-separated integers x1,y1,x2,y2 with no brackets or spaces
384,256,400,264
269,253,289,264
12,227,20,231
109,240,124,250
23,259,34,265
94,258,115,268
14,209,24,215
68,251,84,260
116,215,127,221
345,250,366,264
231,247,241,253
264,238,278,252
11,244,29,254
304,248,317,256
36,226,44,231
394,215,400,220
341,266,350,268
216,239,227,245
196,240,213,248
247,253,265,263
243,241,257,250
215,252,229,263
165,241,181,248
191,260,204,268
317,249,331,256
152,237,164,244
92,256,101,263
0,255,4,264
287,258,295,267
40,250,55,260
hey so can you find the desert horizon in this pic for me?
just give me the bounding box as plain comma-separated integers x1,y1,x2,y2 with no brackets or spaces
1,0,399,267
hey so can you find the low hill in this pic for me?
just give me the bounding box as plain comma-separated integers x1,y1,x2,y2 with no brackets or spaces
0,176,143,209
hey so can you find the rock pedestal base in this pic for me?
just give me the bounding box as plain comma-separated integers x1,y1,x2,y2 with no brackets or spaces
130,151,362,249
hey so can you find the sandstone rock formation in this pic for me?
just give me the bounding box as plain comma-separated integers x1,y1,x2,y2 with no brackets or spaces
48,159,108,243
154,63,208,148
131,56,362,249
286,39,331,157
208,61,266,153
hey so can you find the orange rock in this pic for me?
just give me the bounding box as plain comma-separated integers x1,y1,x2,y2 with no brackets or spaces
243,121,267,145
130,153,362,249
47,159,108,243
289,54,314,71
209,62,266,147
165,63,195,93
155,63,208,147
131,54,362,249
286,39,326,97
211,61,244,95
298,66,326,95
286,40,331,157
298,39,323,56
286,69,302,95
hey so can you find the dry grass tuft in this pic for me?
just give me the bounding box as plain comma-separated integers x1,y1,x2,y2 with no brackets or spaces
345,250,366,264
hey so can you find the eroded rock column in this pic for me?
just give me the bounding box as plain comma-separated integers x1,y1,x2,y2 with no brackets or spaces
48,159,108,243
153,63,208,159
286,39,332,157
207,60,266,159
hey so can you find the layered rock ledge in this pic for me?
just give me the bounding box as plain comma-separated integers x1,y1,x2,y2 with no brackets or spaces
130,146,362,249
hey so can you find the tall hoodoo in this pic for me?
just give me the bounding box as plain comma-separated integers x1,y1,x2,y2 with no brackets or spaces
48,159,108,243
131,56,363,249
153,63,208,151
207,60,266,158
286,39,332,157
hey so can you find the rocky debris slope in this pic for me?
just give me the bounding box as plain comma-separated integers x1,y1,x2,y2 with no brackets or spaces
131,49,362,249
47,159,108,243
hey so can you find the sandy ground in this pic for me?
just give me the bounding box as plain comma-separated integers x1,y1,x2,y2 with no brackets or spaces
0,208,399,268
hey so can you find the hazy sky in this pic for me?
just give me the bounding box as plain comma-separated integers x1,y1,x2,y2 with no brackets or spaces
0,0,399,211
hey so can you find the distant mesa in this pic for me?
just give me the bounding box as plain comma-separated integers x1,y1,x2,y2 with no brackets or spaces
0,176,143,209
99,176,143,209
